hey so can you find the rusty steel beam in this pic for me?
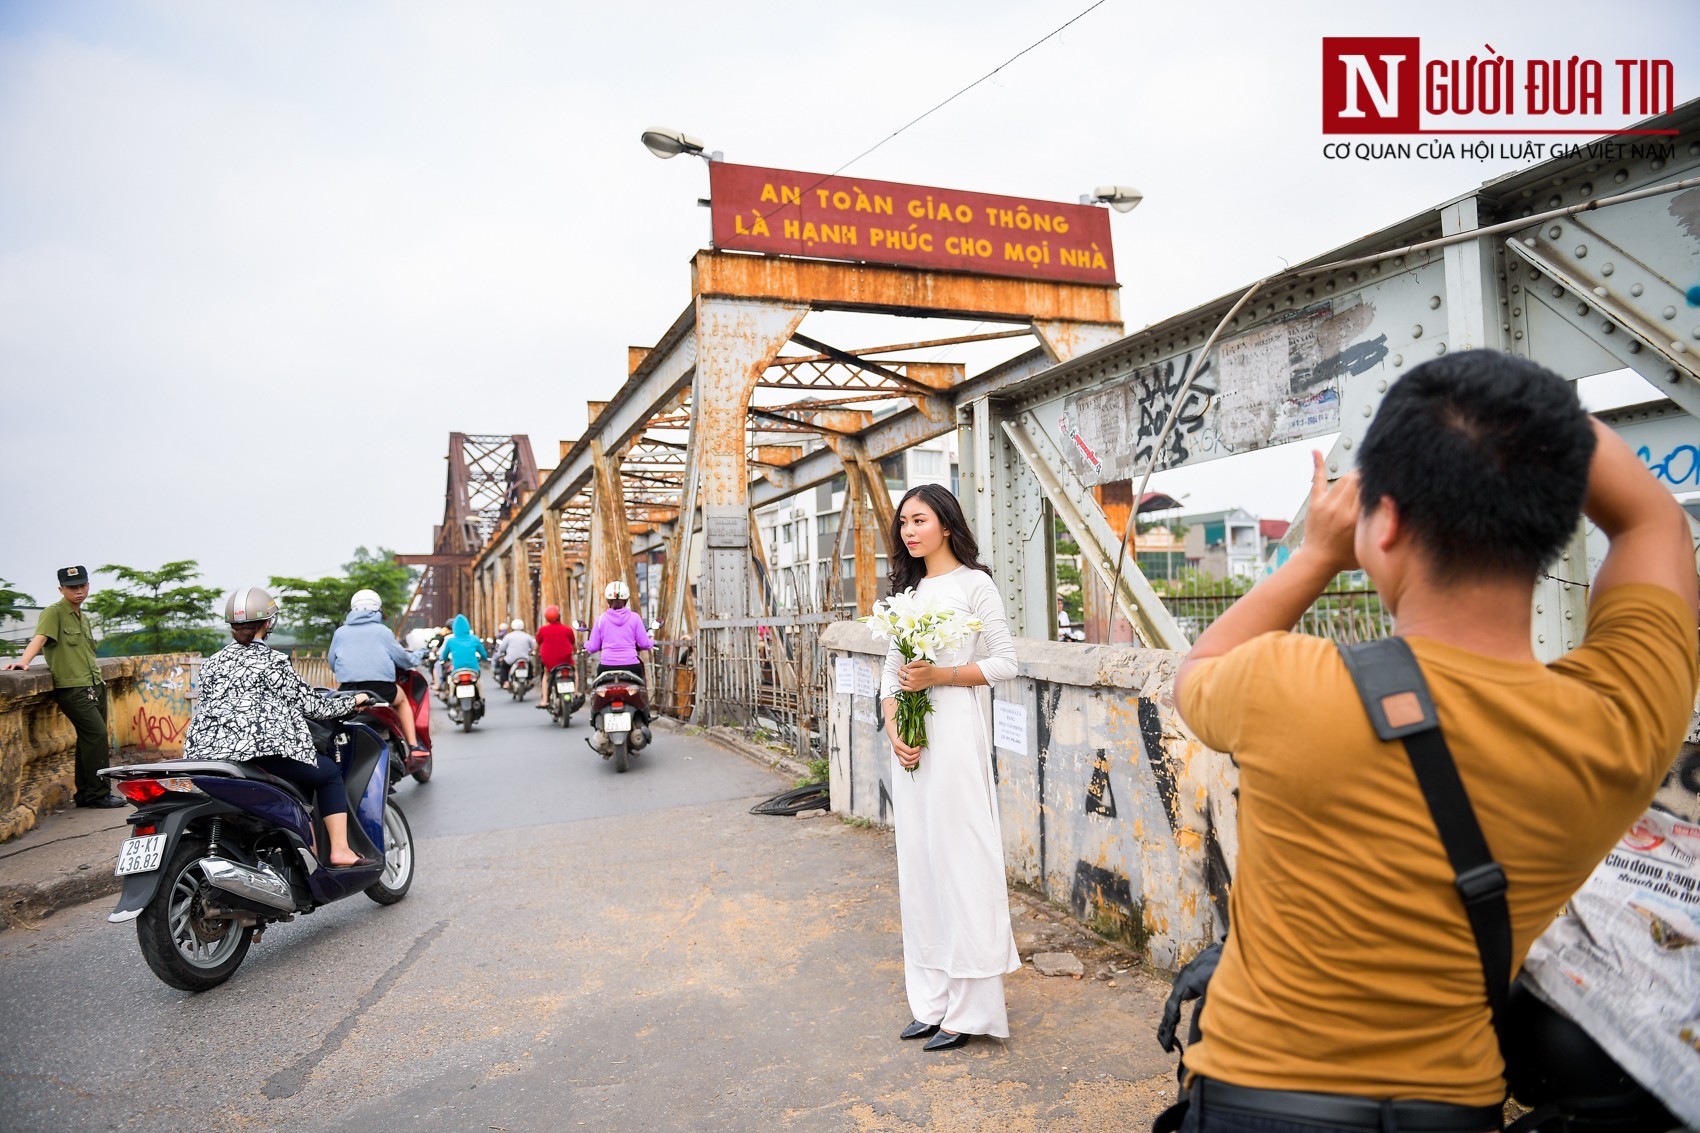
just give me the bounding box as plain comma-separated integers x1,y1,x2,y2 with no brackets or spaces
789,332,935,396
772,328,1030,365
693,250,1120,324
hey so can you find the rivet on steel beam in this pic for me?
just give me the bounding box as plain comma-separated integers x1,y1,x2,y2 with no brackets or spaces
1524,237,1537,247
1510,285,1520,294
1537,634,1545,644
1630,284,1644,297
1691,142,1700,157
1325,280,1337,293
1552,286,1565,298
1650,159,1665,171
1512,307,1522,316
1429,296,1442,310
1503,323,1511,332
1376,379,1388,392
1435,342,1447,355
1667,369,1682,384
1627,341,1643,354
1693,327,1700,340
1548,225,1563,239
1578,183,1593,196
1520,209,1532,218
1664,306,1678,320
1577,303,1590,317
1515,330,1524,340
1393,256,1405,267
1593,287,1608,299
1574,245,1589,259
1392,354,1404,367
1547,196,1561,208
1600,263,1614,277
1613,169,1628,183
1674,342,1690,354
1328,460,1339,473
1363,405,1373,417
1412,324,1424,338
1343,437,1354,450
1601,322,1614,334
1535,604,1543,614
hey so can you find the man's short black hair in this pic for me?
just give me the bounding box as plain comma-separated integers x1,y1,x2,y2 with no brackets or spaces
1356,350,1596,583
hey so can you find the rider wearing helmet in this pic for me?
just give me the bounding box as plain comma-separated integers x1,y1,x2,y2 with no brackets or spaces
585,580,653,682
497,617,535,689
327,589,428,756
182,587,377,868
534,605,576,710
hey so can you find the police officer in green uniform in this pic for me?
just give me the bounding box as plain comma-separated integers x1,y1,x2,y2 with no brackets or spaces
2,565,123,807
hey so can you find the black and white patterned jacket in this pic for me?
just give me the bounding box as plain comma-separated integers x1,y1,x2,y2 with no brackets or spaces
183,641,361,766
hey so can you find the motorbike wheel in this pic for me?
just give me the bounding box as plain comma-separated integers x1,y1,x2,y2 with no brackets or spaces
412,749,433,784
461,712,473,733
365,801,414,905
136,839,255,992
612,736,629,773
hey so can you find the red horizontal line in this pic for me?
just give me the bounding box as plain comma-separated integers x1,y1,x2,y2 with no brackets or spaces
1415,128,1678,135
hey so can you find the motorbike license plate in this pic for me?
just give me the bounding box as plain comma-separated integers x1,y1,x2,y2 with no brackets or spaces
455,684,477,699
605,711,633,733
559,680,575,696
115,834,168,876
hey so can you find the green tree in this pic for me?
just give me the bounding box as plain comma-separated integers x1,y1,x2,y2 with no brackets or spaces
0,577,38,657
85,561,224,655
271,547,417,650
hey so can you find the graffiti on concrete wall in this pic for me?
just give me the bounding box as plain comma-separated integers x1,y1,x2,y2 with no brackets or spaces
128,655,199,752
1056,301,1386,485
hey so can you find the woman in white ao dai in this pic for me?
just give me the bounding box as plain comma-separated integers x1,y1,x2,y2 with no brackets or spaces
879,484,1021,1050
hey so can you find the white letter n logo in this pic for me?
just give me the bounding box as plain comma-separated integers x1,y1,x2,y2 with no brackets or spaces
1337,54,1404,118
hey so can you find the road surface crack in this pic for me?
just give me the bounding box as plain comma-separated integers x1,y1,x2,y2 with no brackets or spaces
262,918,447,1099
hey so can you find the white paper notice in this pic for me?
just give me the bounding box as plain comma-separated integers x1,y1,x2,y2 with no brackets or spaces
993,699,1028,755
854,664,878,699
834,658,855,695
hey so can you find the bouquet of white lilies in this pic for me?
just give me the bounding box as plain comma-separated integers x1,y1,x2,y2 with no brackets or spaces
863,590,983,774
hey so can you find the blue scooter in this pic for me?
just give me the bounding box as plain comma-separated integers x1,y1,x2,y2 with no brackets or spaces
99,706,414,992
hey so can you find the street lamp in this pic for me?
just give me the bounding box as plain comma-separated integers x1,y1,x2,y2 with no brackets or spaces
1080,185,1144,213
640,127,722,163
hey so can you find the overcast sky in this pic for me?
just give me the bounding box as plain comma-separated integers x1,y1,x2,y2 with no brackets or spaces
2,0,1696,607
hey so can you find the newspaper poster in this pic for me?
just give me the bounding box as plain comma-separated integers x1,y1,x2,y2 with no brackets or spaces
1521,807,1700,1126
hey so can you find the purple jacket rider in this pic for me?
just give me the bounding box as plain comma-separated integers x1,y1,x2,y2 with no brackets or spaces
585,607,653,666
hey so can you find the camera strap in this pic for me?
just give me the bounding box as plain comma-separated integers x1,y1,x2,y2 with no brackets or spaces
1337,638,1513,1054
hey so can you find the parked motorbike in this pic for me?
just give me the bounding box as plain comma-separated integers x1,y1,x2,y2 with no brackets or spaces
98,704,414,992
348,668,433,785
547,663,585,727
585,668,651,773
507,656,534,702
446,667,485,732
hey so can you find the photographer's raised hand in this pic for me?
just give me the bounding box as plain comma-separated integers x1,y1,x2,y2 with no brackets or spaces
1175,451,1361,704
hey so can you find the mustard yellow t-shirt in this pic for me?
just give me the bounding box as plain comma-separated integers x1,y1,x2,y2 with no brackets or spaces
1178,584,1697,1105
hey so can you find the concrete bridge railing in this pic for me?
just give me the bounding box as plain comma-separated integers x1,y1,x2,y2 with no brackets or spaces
821,622,1700,971
821,622,1236,970
0,654,200,842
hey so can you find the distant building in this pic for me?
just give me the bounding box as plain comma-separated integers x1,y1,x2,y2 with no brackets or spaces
1182,508,1263,578
1260,519,1292,574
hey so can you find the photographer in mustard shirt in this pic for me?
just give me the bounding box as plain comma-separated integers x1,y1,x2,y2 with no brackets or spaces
1170,351,1697,1130
3,565,123,808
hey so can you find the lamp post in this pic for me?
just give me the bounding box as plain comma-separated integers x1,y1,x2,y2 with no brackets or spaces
1079,185,1144,213
639,127,723,164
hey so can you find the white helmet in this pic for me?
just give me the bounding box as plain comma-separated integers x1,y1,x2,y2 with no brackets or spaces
350,588,382,612
510,618,524,630
605,580,630,601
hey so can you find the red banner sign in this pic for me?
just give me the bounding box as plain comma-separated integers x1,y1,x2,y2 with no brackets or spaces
708,163,1116,286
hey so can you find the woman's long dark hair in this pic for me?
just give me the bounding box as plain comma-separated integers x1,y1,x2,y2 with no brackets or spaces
887,483,993,595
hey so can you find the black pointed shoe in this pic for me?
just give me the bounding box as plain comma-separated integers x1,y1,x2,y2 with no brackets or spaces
923,1029,970,1051
900,1020,941,1041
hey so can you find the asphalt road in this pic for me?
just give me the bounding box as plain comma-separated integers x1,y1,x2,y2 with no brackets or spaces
0,681,1179,1132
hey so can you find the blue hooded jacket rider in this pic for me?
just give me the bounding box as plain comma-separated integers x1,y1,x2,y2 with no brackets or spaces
442,615,488,673
327,608,424,683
